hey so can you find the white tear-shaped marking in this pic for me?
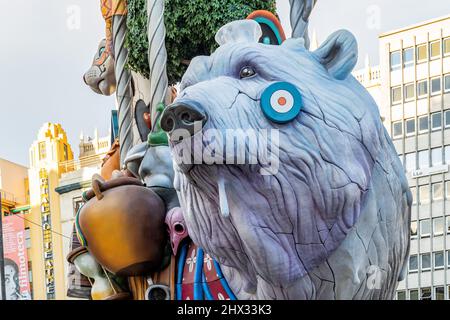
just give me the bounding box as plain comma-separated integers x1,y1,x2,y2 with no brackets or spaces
218,175,230,219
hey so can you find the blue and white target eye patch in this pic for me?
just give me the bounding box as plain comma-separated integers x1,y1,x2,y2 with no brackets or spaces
260,82,303,124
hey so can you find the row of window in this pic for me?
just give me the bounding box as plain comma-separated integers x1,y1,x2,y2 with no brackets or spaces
408,250,450,273
410,181,450,204
391,38,450,71
400,147,450,173
393,111,450,138
397,286,446,300
410,217,450,239
391,74,450,104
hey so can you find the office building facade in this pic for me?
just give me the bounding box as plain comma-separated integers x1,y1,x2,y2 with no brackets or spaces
378,15,450,300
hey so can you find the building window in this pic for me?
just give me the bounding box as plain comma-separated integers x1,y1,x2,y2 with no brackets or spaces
403,48,414,68
411,186,417,204
433,217,444,235
432,182,443,201
418,115,429,133
444,38,450,56
392,121,403,138
390,51,402,71
25,227,31,249
418,150,429,169
445,110,450,128
63,144,68,161
411,221,418,239
419,185,430,204
410,289,419,300
435,287,445,300
445,147,450,164
405,118,416,136
445,74,450,93
414,290,425,301
431,112,442,130
391,86,402,104
39,142,46,160
434,252,444,269
409,255,418,272
417,44,428,62
405,153,416,172
397,291,406,300
447,216,450,234
430,40,441,59
431,77,442,95
421,287,432,300
417,80,428,98
404,83,415,101
431,147,443,166
421,254,431,271
72,197,84,217
446,181,450,199
420,219,431,238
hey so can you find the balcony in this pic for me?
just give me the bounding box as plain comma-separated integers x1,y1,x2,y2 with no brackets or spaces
0,189,19,207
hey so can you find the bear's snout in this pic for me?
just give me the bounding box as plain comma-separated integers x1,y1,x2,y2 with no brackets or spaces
161,101,207,138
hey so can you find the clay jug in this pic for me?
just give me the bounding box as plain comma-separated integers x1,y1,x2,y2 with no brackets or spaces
76,175,167,277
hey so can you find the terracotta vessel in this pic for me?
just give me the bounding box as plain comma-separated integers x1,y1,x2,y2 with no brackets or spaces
77,176,167,277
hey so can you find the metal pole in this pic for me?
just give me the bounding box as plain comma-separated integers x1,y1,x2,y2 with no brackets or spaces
0,192,6,300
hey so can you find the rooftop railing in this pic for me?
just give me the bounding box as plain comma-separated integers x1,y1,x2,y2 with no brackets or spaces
58,153,108,173
0,189,18,204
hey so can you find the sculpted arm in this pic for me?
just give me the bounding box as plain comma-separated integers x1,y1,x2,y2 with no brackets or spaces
289,0,317,48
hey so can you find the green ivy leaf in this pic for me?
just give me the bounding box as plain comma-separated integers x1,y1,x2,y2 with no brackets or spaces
125,0,276,84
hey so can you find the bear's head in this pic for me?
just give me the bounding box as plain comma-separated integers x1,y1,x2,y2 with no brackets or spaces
161,20,409,292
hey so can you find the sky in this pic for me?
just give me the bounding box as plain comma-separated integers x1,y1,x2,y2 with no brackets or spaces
0,0,449,166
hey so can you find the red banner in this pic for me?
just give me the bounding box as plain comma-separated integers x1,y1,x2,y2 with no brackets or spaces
2,214,31,300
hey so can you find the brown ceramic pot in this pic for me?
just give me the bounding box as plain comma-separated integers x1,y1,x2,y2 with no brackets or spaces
78,176,167,277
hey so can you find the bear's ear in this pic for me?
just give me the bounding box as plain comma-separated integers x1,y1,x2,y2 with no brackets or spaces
313,30,358,80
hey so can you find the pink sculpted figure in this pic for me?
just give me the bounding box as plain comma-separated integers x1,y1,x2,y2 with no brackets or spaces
165,207,189,256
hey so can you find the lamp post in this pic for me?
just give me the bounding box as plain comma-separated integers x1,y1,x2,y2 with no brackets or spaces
0,192,6,300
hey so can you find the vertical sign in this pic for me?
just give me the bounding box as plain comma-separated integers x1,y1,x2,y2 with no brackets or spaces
0,192,5,300
39,169,55,299
1,213,31,300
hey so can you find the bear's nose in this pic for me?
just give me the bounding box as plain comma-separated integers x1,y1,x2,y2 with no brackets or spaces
160,102,207,137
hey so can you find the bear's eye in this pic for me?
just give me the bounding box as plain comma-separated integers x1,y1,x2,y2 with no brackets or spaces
239,66,256,79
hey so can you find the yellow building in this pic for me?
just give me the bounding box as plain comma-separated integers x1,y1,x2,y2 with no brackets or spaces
27,123,74,300
0,158,32,300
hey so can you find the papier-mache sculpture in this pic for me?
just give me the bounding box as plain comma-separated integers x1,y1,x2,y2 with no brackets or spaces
70,0,411,300
160,20,411,299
